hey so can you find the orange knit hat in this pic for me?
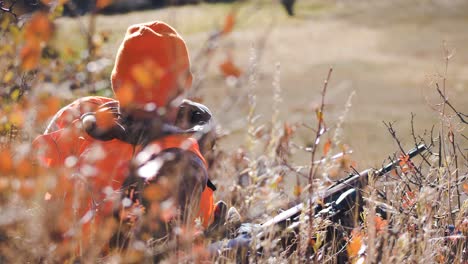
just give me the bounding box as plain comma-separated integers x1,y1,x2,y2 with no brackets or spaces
111,21,192,109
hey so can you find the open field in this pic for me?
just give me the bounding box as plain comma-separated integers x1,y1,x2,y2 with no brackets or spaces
55,0,468,167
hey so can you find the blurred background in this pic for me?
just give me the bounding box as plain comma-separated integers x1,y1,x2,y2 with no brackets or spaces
4,0,468,167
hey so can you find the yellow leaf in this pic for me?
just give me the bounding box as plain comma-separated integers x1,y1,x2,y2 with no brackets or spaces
9,111,24,126
316,109,323,123
293,185,302,196
10,89,20,101
96,0,113,10
1,15,11,30
3,71,14,83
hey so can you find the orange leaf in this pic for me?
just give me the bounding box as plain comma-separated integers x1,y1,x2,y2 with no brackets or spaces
347,229,363,259
323,138,332,156
96,0,113,9
16,158,33,178
20,44,41,71
219,58,242,78
463,182,468,194
402,191,417,209
398,153,414,173
374,216,388,233
24,12,53,45
293,185,302,196
222,12,235,35
0,149,13,174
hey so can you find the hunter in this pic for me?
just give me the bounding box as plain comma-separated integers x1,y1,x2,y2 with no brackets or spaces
33,21,225,255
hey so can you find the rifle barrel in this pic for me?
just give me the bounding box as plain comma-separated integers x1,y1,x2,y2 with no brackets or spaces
262,144,427,228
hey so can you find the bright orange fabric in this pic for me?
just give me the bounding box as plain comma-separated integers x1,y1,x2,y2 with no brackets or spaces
111,21,192,108
34,97,215,232
33,21,213,252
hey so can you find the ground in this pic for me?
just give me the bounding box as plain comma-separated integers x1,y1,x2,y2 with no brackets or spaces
55,0,468,167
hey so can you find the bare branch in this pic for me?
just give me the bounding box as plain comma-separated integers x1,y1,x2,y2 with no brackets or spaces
436,83,467,124
0,0,18,19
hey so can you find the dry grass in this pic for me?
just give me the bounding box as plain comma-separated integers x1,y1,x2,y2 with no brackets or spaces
0,0,466,263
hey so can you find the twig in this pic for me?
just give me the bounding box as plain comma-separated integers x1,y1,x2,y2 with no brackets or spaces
410,113,431,166
306,67,332,259
0,0,18,19
436,84,467,124
383,121,424,185
449,131,461,211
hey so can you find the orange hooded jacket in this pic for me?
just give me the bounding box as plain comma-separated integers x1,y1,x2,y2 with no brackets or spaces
32,21,215,244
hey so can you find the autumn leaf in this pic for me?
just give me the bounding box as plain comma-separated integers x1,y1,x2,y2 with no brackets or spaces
20,44,41,71
24,12,54,45
219,58,242,78
222,11,236,35
21,12,53,70
3,71,14,83
323,138,332,156
347,229,364,260
402,191,417,209
398,153,415,173
96,0,113,10
374,215,388,234
293,185,302,196
16,157,33,178
316,109,323,123
0,149,13,174
463,182,468,194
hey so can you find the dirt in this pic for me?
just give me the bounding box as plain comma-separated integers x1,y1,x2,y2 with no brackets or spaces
183,1,468,167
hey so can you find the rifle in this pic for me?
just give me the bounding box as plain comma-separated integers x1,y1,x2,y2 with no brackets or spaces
214,144,428,261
